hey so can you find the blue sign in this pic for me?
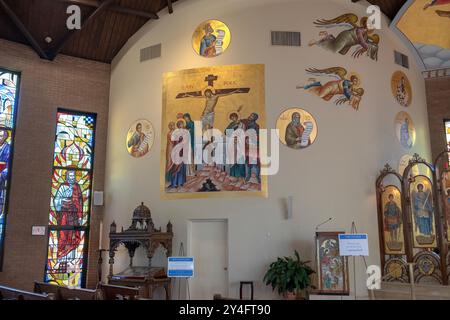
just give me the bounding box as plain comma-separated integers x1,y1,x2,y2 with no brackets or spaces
168,257,194,278
338,234,369,256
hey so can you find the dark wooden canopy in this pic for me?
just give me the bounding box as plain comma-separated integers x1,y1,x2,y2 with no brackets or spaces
0,0,406,64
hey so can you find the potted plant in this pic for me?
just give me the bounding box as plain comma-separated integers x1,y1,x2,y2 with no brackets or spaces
263,250,315,300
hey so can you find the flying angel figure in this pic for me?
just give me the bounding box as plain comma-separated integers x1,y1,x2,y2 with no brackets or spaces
297,67,365,111
309,13,380,61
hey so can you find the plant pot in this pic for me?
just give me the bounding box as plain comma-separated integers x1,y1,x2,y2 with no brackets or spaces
284,292,298,300
283,290,310,300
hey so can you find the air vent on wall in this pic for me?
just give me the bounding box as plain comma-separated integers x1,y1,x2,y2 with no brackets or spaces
271,31,301,47
140,43,162,62
394,51,409,69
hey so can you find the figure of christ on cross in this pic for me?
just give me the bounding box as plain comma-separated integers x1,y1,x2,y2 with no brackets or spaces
176,74,250,131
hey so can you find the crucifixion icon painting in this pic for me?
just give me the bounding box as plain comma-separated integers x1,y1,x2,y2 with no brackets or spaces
161,64,267,200
176,74,251,131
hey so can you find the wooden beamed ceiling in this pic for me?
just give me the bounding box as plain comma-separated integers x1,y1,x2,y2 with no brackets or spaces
0,0,407,64
0,0,176,63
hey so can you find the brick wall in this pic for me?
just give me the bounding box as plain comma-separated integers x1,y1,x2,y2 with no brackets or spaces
0,40,110,290
425,76,450,161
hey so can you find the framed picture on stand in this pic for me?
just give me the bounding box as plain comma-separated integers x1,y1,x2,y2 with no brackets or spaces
315,231,350,295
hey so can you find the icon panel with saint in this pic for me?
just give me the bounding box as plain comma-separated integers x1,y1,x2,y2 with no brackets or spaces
381,185,405,254
409,176,437,248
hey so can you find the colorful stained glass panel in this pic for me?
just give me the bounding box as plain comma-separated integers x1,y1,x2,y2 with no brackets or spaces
45,230,86,287
49,169,91,227
0,72,18,129
0,70,18,268
53,113,95,169
46,110,95,288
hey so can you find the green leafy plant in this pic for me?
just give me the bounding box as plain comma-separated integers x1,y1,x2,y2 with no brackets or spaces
263,251,315,296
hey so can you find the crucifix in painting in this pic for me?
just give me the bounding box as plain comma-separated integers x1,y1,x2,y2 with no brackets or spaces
161,64,267,199
176,74,250,131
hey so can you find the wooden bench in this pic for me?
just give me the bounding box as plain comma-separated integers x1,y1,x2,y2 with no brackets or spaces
98,283,140,300
34,281,98,300
0,285,50,300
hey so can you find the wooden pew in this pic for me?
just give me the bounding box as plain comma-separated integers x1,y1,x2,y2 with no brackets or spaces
98,283,140,300
34,282,61,300
0,285,50,300
34,281,98,300
58,286,98,300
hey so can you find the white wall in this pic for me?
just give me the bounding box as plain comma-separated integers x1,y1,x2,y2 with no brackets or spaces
102,0,431,299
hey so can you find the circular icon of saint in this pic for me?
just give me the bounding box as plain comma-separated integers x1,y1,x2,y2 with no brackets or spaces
391,71,412,107
126,119,154,158
192,20,231,58
276,108,318,150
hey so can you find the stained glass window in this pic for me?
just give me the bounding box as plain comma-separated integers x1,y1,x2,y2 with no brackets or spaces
0,69,20,269
45,110,96,287
446,120,450,165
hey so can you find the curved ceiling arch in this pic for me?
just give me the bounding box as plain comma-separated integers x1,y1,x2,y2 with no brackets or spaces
392,0,450,70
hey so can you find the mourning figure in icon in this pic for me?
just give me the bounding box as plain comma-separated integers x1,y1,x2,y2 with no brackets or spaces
384,194,402,243
167,119,188,189
241,112,261,184
309,14,380,61
226,111,246,183
284,112,312,149
183,113,196,176
165,122,176,183
299,67,364,110
413,183,434,237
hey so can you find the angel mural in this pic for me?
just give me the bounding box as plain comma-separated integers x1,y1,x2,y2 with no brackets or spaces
297,67,364,111
309,13,380,61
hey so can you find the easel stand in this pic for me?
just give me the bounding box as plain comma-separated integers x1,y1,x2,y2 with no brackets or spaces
350,221,367,300
176,242,191,300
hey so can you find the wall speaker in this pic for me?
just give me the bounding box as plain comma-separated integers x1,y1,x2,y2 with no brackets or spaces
93,191,104,206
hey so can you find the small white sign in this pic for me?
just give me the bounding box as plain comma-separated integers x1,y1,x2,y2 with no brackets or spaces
168,257,194,278
32,226,46,236
338,234,369,257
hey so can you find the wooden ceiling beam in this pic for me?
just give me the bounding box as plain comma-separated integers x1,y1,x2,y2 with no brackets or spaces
56,0,159,19
49,0,115,60
0,0,50,59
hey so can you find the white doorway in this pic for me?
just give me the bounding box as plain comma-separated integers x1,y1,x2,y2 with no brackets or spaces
188,219,229,300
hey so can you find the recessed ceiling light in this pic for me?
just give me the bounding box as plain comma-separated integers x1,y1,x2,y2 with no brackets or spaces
44,36,53,43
